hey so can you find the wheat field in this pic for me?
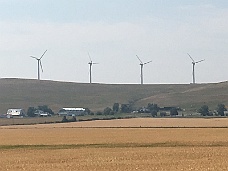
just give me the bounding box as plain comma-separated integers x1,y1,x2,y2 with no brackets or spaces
1,118,228,170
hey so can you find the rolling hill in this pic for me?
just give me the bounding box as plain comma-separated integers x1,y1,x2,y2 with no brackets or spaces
0,78,228,114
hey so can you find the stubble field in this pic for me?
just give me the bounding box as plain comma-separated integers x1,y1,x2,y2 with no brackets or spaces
1,118,228,171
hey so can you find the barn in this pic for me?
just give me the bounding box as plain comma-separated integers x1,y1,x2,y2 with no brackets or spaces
58,108,86,116
7,109,25,117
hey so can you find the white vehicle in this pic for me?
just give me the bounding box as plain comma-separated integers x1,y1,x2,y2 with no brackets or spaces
7,109,25,117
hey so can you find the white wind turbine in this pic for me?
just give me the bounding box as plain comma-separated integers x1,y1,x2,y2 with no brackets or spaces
30,50,47,80
136,55,152,85
88,53,98,84
187,53,205,84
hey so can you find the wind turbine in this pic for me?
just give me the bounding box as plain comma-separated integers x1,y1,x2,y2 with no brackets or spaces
88,53,98,84
187,53,205,84
30,50,47,80
136,55,152,85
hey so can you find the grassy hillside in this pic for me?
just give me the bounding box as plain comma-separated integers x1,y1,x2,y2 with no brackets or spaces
0,78,227,114
137,81,228,111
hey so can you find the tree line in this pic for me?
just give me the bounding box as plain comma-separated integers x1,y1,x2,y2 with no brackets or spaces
25,103,227,118
98,103,227,117
95,103,180,117
198,104,227,116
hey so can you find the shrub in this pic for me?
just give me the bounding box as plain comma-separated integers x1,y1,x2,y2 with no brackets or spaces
151,110,157,117
62,116,68,123
198,105,209,116
217,104,227,116
160,112,166,117
68,116,77,122
147,103,159,113
113,103,119,113
38,105,54,115
96,111,103,115
84,108,91,115
89,112,95,115
109,111,115,115
103,107,112,115
27,107,36,117
120,104,132,113
170,108,178,116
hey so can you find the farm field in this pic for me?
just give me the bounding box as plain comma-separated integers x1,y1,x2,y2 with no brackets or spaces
2,117,228,128
1,118,228,170
0,113,151,126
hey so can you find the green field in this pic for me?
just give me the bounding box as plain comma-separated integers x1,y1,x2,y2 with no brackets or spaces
0,78,228,114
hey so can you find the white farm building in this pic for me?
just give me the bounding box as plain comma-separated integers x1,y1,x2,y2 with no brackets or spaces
58,108,86,116
7,109,25,117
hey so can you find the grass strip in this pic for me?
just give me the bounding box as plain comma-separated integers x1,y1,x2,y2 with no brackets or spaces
1,142,228,150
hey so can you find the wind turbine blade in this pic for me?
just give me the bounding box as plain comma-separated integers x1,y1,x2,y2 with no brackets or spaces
144,60,152,65
40,50,47,60
92,63,99,64
136,55,143,64
88,52,92,62
40,61,43,72
187,53,195,62
195,59,205,64
30,56,38,60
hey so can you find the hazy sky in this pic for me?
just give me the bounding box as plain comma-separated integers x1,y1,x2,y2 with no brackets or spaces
0,0,228,84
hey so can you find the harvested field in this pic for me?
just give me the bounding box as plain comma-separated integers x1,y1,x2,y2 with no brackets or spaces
2,118,228,129
1,118,228,170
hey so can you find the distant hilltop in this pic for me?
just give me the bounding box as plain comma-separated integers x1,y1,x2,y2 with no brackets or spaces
0,78,227,114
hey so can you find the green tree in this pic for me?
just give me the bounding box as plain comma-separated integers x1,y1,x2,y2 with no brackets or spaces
160,112,166,117
27,107,36,117
38,105,54,114
217,104,227,116
62,116,68,122
198,105,209,116
151,110,157,117
120,104,132,113
113,103,119,113
109,111,115,115
170,108,178,116
84,108,91,115
96,111,103,115
89,112,95,115
147,103,159,112
103,107,112,115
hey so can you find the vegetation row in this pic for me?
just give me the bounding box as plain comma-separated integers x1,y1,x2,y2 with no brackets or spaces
25,103,228,124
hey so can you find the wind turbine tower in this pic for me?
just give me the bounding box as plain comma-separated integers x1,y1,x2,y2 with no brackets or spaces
187,53,205,84
136,55,152,85
30,50,47,80
88,53,98,84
